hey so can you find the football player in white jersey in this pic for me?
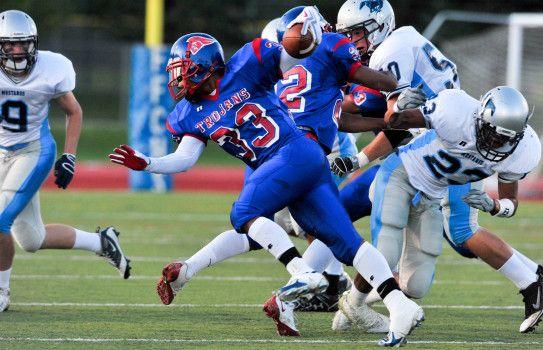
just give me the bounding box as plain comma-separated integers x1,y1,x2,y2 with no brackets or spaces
0,10,131,312
329,0,543,333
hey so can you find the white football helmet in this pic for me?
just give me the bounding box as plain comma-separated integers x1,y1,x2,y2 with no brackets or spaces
261,18,281,42
476,86,532,162
336,0,395,57
0,10,38,76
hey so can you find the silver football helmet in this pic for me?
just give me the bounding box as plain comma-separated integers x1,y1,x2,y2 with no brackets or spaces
0,10,38,76
336,0,395,58
476,86,532,162
261,18,281,42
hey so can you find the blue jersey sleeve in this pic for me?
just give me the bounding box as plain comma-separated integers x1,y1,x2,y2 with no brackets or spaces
166,103,207,144
229,38,283,90
326,33,362,82
345,84,387,118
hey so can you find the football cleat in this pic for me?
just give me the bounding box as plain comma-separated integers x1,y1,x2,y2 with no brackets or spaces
337,290,390,333
0,287,10,312
263,295,300,336
97,226,131,279
332,308,353,331
379,290,424,347
519,270,543,333
276,271,328,302
156,261,190,305
292,271,352,312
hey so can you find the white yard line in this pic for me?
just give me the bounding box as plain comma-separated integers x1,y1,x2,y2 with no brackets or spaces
10,274,509,285
0,336,539,346
10,302,523,310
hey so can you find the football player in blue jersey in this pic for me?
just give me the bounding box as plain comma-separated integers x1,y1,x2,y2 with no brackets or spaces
110,6,423,346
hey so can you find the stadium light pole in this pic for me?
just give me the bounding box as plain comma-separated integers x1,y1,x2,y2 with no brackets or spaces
145,0,164,46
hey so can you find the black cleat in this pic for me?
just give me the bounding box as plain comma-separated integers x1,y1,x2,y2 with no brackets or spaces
97,226,131,279
292,272,351,312
519,270,543,333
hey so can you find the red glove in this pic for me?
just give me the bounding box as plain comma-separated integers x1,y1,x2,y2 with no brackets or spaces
109,144,149,171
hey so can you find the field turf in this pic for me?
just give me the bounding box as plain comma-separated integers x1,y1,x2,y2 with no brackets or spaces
1,191,543,349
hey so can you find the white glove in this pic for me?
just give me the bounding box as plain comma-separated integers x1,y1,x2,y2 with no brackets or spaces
394,86,427,113
287,6,323,45
462,189,495,212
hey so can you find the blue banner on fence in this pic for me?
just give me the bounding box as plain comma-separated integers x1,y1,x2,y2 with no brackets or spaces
128,45,175,191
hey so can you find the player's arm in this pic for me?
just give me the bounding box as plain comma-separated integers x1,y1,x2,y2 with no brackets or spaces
109,136,205,174
349,66,397,93
338,112,386,133
463,181,519,217
53,92,82,189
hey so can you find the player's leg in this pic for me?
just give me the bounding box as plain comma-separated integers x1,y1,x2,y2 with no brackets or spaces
290,156,424,345
445,181,542,332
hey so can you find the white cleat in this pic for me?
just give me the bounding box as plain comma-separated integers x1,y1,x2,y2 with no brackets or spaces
263,295,300,336
0,287,10,312
97,226,131,279
332,308,353,331
276,271,328,302
335,290,390,333
379,290,424,347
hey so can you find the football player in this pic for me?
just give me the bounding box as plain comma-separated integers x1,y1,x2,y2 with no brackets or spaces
0,10,131,312
109,6,424,346
330,0,543,333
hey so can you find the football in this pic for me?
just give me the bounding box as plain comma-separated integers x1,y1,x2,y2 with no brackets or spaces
281,23,316,59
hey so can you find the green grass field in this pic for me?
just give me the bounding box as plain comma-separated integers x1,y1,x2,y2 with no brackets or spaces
2,191,543,349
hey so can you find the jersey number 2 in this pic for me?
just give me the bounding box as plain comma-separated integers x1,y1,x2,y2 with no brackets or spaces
1,100,28,133
279,65,312,113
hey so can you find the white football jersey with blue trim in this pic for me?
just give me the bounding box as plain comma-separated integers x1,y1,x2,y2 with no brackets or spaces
0,50,75,147
398,89,541,198
369,26,459,98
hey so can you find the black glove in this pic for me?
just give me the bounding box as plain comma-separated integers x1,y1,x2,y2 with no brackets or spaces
331,156,359,177
54,153,76,189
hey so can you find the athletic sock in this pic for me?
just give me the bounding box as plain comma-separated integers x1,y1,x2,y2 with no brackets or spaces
352,241,394,290
286,257,313,276
365,288,382,304
325,273,340,295
324,256,344,276
513,249,539,273
348,284,368,306
247,217,298,261
73,229,102,253
302,239,334,272
498,253,538,290
0,268,11,289
185,230,250,279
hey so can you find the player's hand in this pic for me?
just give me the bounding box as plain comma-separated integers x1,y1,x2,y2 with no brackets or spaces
331,156,359,177
54,153,76,189
109,145,150,171
394,86,427,113
287,6,323,45
462,189,496,213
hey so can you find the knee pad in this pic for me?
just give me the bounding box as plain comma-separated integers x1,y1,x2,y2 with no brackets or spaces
375,231,403,269
399,252,436,299
12,218,45,252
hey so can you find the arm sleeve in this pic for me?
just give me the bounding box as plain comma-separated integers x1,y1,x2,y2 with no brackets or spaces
330,36,363,81
346,84,387,117
146,136,205,174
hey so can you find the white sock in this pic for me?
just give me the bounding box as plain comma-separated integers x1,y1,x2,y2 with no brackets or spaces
286,257,313,276
498,254,538,290
247,217,296,260
302,239,334,272
348,284,368,306
185,230,250,279
324,256,344,276
0,268,11,289
353,241,394,289
365,288,382,304
513,249,539,273
73,229,102,253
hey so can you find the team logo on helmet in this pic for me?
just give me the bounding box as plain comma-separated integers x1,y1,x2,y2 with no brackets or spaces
360,0,383,13
186,36,216,55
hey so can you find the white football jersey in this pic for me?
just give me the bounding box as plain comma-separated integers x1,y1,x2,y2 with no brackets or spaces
399,89,541,198
0,51,75,147
369,26,459,98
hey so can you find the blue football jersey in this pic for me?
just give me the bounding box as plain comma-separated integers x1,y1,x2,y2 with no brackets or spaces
344,83,387,117
275,32,362,153
166,39,301,168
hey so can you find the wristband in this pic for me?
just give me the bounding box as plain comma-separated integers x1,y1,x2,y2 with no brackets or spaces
356,152,370,168
494,198,515,217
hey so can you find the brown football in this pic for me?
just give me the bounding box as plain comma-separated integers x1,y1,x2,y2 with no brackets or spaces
281,23,316,59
